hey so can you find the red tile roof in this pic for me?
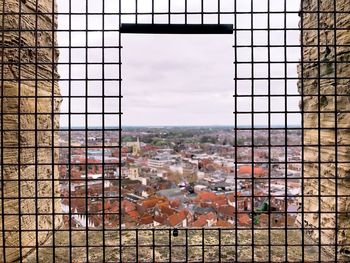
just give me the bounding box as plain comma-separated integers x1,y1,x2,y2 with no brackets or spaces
238,213,252,226
215,220,233,228
168,209,188,227
217,206,235,217
197,191,217,201
191,216,207,227
157,203,176,216
140,214,153,225
154,214,167,225
139,196,166,209
213,198,228,208
191,212,217,227
215,194,226,200
122,200,136,213
226,193,239,202
170,199,181,208
238,165,267,176
127,210,139,219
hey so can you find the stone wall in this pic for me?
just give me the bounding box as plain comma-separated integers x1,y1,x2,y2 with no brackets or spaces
0,0,62,262
298,0,350,259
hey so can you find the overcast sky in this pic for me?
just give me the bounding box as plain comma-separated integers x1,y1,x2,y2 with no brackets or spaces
57,0,301,127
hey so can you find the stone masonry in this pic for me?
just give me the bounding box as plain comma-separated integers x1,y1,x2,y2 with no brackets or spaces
0,0,62,262
298,0,350,259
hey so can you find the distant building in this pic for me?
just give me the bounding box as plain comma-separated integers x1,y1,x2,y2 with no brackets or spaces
126,137,141,155
128,167,139,180
148,155,171,170
127,166,147,185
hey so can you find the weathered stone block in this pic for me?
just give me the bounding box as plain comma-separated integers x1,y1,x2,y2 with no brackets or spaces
298,0,350,260
0,0,62,262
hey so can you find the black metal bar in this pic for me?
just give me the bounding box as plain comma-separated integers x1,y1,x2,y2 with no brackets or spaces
300,3,306,260
34,0,39,261
102,0,106,261
333,0,339,260
5,10,350,15
317,1,322,261
84,0,89,261
18,0,23,260
68,0,73,260
118,0,123,262
267,0,272,261
51,0,57,261
120,23,233,34
0,0,6,261
250,2,255,261
233,0,238,260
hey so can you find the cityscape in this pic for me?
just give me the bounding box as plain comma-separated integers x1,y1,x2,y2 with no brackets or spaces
58,127,302,229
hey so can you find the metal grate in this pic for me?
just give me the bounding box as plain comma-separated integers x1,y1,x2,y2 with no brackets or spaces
0,0,349,262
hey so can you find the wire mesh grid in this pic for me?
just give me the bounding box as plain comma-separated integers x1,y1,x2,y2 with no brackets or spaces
0,0,349,262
